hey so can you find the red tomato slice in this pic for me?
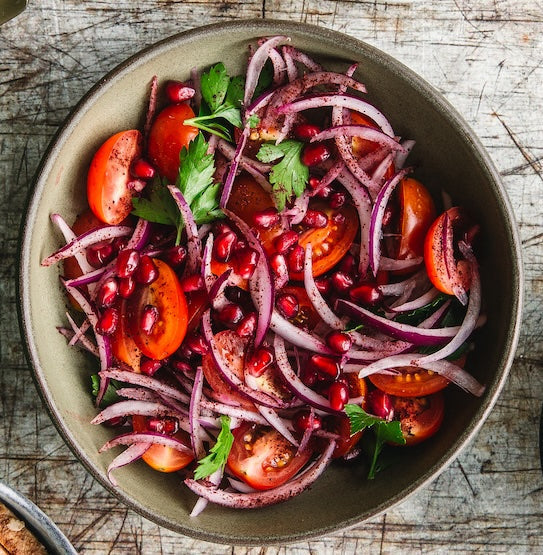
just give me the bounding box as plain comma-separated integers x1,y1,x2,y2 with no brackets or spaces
397,178,436,260
147,104,199,183
424,207,471,296
87,130,143,224
185,289,210,334
111,298,142,372
132,415,193,472
392,393,445,446
127,259,188,360
227,422,313,490
369,367,449,397
331,414,363,459
201,330,255,410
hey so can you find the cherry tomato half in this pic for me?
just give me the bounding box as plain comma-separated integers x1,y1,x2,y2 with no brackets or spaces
112,298,142,372
147,104,199,183
369,367,449,397
424,207,471,296
127,259,188,360
227,422,313,490
392,392,445,446
397,178,436,260
87,130,143,224
132,415,193,472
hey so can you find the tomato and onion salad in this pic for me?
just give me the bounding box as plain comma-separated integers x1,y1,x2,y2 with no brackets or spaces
44,36,485,512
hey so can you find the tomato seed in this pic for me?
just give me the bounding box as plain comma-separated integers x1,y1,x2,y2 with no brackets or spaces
140,304,159,335
116,248,140,278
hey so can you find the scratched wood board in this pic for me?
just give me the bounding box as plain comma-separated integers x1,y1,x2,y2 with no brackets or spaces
0,0,541,553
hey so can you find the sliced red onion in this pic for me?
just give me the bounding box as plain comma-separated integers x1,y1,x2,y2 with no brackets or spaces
274,335,336,413
419,244,481,364
390,287,440,312
312,125,404,152
64,266,106,288
216,138,272,174
226,477,258,494
296,407,316,455
220,125,249,209
336,299,467,346
310,159,344,194
184,439,335,509
143,75,158,145
190,467,223,517
394,139,415,169
256,406,299,446
167,185,202,276
442,211,469,305
42,225,132,266
189,367,206,459
62,313,98,355
336,169,372,276
200,400,268,425
99,368,190,404
281,45,324,72
369,168,410,275
99,431,193,455
370,153,395,188
106,443,151,486
283,190,310,225
116,387,161,402
281,46,297,82
347,340,412,362
65,312,89,346
278,95,394,137
379,256,423,272
378,267,429,297
244,36,289,106
206,133,219,155
91,400,182,425
126,218,151,250
209,269,232,312
268,47,287,87
270,311,332,354
50,213,94,274
223,209,273,348
418,299,451,329
201,233,215,294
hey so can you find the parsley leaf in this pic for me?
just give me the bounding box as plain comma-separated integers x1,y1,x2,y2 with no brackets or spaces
132,133,223,241
201,62,229,112
256,140,309,211
344,404,405,479
91,374,122,408
193,415,234,480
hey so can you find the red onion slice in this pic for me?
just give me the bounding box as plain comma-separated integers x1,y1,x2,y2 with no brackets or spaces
106,443,151,487
50,213,95,274
394,139,415,169
255,406,299,446
220,125,249,209
270,311,333,354
312,125,404,151
184,439,335,509
189,367,206,460
268,46,287,87
91,400,182,425
281,46,297,82
116,387,160,402
281,45,324,72
200,400,268,425
143,75,158,145
378,267,429,297
379,256,423,272
390,287,440,312
126,218,151,250
99,431,194,455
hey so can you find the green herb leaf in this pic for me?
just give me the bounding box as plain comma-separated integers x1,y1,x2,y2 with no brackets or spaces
193,415,234,480
132,179,180,227
201,62,230,112
344,403,405,479
256,140,309,211
247,114,260,129
225,75,245,108
91,374,122,408
394,293,448,325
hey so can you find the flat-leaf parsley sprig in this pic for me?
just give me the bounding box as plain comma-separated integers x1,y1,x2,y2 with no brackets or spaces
194,415,234,480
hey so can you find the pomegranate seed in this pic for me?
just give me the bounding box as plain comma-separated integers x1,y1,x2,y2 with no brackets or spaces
213,231,237,262
293,123,321,142
140,305,159,335
367,389,394,420
330,191,346,208
96,307,119,335
270,253,288,277
247,346,274,377
276,293,299,319
214,222,233,236
302,143,331,167
293,410,322,432
165,80,195,104
253,208,279,228
225,286,250,305
186,333,208,356
116,249,140,278
172,360,193,374
309,354,340,379
328,382,349,411
140,359,162,376
112,237,128,254
236,312,257,337
163,245,187,267
350,283,382,305
217,303,244,325
300,366,319,387
301,210,328,229
131,158,156,180
233,239,248,253
332,211,345,225
308,177,321,190
180,274,204,292
315,277,331,296
135,255,158,285
148,417,179,434
118,276,136,298
316,184,332,199
86,243,114,268
340,253,357,276
97,277,119,308
287,245,304,273
274,231,298,254
332,271,354,292
326,331,352,354
235,248,259,279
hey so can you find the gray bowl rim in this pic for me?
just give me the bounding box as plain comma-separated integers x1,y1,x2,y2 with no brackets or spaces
17,19,524,545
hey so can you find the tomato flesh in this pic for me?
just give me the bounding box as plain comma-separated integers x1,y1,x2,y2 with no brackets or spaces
87,130,143,224
392,393,445,446
112,298,142,372
147,104,199,183
132,415,193,472
370,367,449,397
127,259,188,360
227,422,312,490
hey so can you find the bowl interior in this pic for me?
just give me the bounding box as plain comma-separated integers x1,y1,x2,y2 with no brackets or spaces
19,20,522,544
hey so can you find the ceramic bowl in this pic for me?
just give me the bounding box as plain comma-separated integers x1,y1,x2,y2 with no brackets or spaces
18,20,523,545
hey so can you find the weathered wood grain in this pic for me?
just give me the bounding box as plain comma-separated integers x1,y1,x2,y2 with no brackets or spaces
0,1,541,553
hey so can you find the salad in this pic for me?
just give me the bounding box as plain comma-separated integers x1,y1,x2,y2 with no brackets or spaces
42,36,485,512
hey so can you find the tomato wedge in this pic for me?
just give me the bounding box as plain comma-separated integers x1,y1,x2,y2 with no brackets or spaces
369,367,449,397
111,298,142,372
132,415,193,472
147,104,199,183
127,259,188,360
87,130,143,224
424,207,471,296
392,393,445,446
227,422,312,490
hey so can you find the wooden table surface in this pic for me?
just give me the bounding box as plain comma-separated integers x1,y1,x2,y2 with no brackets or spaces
1,1,542,553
